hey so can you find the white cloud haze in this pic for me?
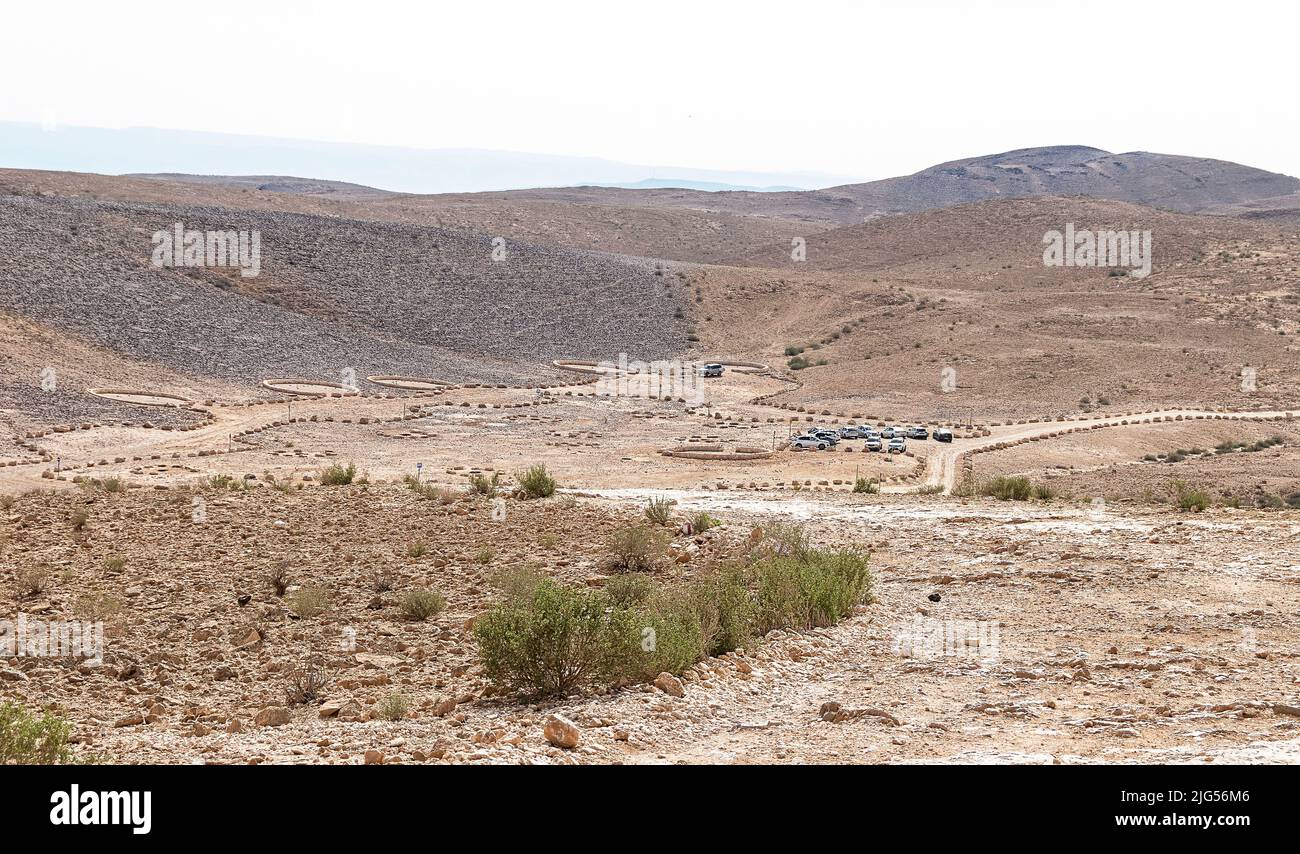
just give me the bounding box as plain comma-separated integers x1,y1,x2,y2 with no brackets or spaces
2,0,1297,181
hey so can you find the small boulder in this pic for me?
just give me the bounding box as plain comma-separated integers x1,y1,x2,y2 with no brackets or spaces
543,714,581,749
254,706,290,727
654,672,685,698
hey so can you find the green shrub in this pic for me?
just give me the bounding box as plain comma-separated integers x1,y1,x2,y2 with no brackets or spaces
468,472,501,495
689,511,719,532
0,701,77,765
400,589,446,621
517,464,556,498
754,547,872,633
474,578,637,696
634,591,706,677
689,564,755,656
853,477,879,494
978,476,1033,500
644,496,674,525
319,462,356,486
978,476,1054,501
1173,481,1209,512
606,524,669,572
605,573,654,608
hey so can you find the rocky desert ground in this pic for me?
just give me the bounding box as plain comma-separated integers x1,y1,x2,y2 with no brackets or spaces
1,146,1298,765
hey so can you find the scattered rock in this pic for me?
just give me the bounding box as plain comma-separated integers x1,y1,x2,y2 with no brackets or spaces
254,706,290,727
543,714,581,749
654,672,685,698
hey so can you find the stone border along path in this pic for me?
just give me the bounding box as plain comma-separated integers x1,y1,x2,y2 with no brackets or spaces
85,388,194,407
919,407,1299,495
260,378,360,396
0,370,605,488
365,375,453,391
2,359,1295,497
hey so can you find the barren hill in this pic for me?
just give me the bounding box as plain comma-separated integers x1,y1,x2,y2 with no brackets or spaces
0,188,689,423
472,146,1300,226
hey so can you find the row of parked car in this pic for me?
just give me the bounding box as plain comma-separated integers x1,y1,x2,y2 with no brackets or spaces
789,424,954,452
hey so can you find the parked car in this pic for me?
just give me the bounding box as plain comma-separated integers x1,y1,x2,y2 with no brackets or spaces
862,428,881,441
882,426,901,439
790,435,828,450
700,363,724,378
837,426,862,439
887,437,907,454
934,428,954,443
906,426,929,440
812,430,839,445
864,437,883,452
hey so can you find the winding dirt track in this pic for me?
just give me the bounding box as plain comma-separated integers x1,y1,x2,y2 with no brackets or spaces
2,363,1295,498
909,408,1298,494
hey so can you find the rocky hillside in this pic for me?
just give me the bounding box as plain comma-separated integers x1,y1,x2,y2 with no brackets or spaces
0,190,689,397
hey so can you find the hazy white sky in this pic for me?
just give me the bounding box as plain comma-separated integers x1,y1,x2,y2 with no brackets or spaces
4,0,1297,180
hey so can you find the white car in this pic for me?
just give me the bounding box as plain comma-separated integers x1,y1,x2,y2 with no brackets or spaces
790,435,828,450
887,437,907,454
864,437,883,452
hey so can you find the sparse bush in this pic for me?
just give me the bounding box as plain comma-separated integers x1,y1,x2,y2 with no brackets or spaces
204,473,246,490
689,511,719,532
644,496,674,525
376,692,410,721
1173,481,1209,513
288,585,330,618
475,546,495,564
467,472,501,495
606,524,669,572
400,589,446,621
407,541,428,559
0,701,77,765
284,661,331,705
266,561,291,596
517,464,556,499
853,477,880,494
70,510,89,531
372,568,396,593
490,565,548,601
102,556,126,573
73,592,123,621
318,462,357,486
978,476,1053,501
14,565,50,601
0,495,14,511
537,532,560,549
474,578,636,696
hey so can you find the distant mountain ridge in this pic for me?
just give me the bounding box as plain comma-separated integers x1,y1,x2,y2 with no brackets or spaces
0,122,858,194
